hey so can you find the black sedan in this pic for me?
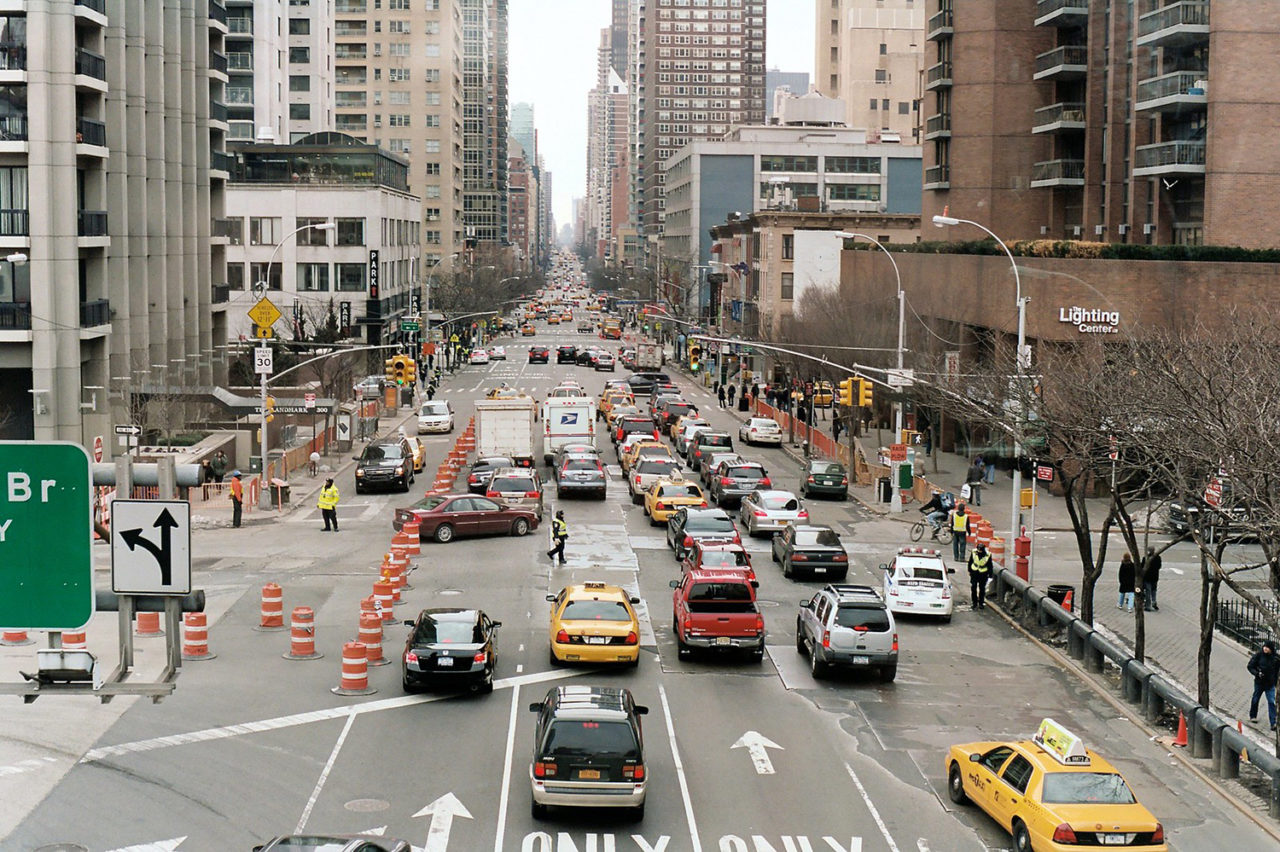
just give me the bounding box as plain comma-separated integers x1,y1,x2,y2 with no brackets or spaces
771,524,849,581
467,455,515,493
800,460,849,500
401,607,501,694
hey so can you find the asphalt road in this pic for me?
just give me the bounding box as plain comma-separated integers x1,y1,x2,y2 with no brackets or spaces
2,324,1277,851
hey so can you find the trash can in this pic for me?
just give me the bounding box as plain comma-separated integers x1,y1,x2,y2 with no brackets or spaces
877,476,892,503
1047,584,1075,612
737,396,749,412
270,478,291,508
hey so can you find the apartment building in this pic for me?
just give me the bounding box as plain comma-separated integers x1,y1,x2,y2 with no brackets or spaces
816,0,924,141
460,0,508,247
923,0,1280,247
639,0,767,234
0,1,228,444
586,28,630,260
508,138,533,270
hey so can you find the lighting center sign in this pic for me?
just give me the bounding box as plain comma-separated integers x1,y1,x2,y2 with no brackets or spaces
1059,306,1120,334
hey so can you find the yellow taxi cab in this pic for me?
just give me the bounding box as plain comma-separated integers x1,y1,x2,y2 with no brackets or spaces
812,381,834,407
408,436,426,473
599,389,635,421
548,315,561,325
521,324,536,336
644,478,708,525
546,582,641,667
562,310,573,321
620,439,670,475
486,385,529,400
946,719,1167,852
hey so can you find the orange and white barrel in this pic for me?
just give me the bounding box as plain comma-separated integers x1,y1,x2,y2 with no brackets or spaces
283,606,323,660
381,566,403,603
182,612,216,661
258,583,285,630
135,611,164,637
331,641,377,696
359,613,388,666
1,629,34,646
62,631,87,650
373,580,395,622
989,536,1006,567
403,520,421,540
392,530,413,550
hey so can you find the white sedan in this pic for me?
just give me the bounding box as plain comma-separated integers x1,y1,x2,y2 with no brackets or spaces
469,349,490,365
489,345,506,360
881,546,955,621
738,489,809,536
738,417,783,446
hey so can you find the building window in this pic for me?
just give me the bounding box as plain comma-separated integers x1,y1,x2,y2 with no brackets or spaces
336,218,365,245
424,140,440,153
882,98,889,111
424,114,440,127
250,262,282,291
289,46,310,63
425,230,441,244
828,184,881,201
389,43,410,56
249,217,282,245
297,263,330,291
760,155,817,172
782,234,793,260
289,103,311,120
335,263,367,291
388,113,411,126
289,75,311,92
389,68,410,82
898,102,909,115
388,20,410,33
424,163,441,175
227,262,245,291
288,18,310,35
296,218,329,245
425,43,440,57
879,43,887,55
827,156,881,174
869,99,878,110
780,272,794,301
389,0,411,8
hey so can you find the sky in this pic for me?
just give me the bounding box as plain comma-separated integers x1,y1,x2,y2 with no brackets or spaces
508,0,817,228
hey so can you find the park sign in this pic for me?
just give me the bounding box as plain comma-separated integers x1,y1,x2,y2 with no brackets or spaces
0,442,94,630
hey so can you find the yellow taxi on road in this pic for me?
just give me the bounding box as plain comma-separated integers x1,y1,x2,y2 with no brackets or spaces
599,389,635,421
486,385,530,401
946,719,1166,852
546,582,642,667
521,324,536,336
644,478,708,525
548,314,561,325
620,440,670,475
812,381,834,407
408,436,426,473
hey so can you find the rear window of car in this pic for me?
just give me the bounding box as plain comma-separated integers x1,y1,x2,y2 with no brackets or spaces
795,528,841,547
620,419,652,431
761,493,798,510
1041,773,1136,805
699,434,732,448
491,476,536,492
835,606,890,632
561,600,633,621
411,496,448,510
688,582,753,602
685,515,736,533
667,403,695,416
637,460,678,474
727,465,765,477
564,459,601,471
413,617,481,645
810,462,845,475
661,484,703,499
543,720,639,759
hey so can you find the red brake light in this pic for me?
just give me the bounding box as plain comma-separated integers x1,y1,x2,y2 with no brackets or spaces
721,477,733,485
798,510,809,518
834,553,848,561
753,510,767,517
807,475,816,482
533,761,557,778
404,651,418,664
624,631,638,645
760,477,771,486
1051,824,1078,844
793,553,808,561
473,651,487,663
891,632,899,652
841,477,849,485
486,490,499,498
699,501,709,508
624,763,645,780
754,614,764,631
1151,824,1164,843
821,630,831,649
555,629,569,643
525,490,540,498
683,535,692,547
655,502,666,510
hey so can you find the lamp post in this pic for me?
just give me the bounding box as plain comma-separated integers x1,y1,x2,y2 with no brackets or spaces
932,213,1027,552
254,221,335,508
708,259,739,334
833,232,904,436
424,251,459,351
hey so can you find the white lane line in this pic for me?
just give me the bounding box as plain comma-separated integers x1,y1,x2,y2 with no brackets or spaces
659,683,702,852
81,668,583,764
493,682,521,852
845,761,901,852
295,711,356,833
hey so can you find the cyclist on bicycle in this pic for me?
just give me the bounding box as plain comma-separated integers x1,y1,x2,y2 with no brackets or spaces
919,489,953,539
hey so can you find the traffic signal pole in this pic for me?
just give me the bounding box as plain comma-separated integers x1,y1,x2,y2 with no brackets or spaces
259,342,270,506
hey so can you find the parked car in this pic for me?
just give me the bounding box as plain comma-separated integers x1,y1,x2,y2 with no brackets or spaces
796,584,898,681
354,437,415,494
393,493,539,544
417,400,455,434
771,524,849,581
881,546,954,621
738,489,808,536
353,374,385,398
401,607,501,694
738,417,783,446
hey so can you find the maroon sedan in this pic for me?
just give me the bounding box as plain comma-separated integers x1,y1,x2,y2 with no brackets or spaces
393,493,539,544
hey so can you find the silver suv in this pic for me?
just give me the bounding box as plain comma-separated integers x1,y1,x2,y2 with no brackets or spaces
485,467,545,521
796,584,898,682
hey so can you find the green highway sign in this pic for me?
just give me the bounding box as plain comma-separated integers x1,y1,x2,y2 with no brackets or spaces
0,442,94,630
401,321,420,332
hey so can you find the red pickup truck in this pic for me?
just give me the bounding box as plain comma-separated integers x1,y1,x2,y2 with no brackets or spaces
669,569,764,662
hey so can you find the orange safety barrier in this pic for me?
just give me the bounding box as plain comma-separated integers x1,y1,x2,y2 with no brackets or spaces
1173,711,1188,747
331,641,377,696
404,521,421,539
373,580,396,622
989,536,1006,566
182,612,216,661
1,629,34,646
135,611,164,637
359,613,388,666
62,631,87,650
966,514,983,545
258,582,285,630
975,522,993,548
284,606,323,660
381,563,403,603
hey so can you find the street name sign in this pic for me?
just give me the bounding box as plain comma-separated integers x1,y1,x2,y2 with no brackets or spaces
111,500,192,595
0,442,94,630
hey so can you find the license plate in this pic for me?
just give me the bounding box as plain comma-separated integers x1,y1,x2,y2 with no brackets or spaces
436,657,454,667
813,567,826,574
1099,834,1126,846
578,769,601,780
851,655,869,665
716,636,731,646
584,636,608,645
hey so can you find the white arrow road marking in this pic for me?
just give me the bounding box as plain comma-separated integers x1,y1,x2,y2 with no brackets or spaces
731,730,783,775
359,826,388,836
414,792,473,852
105,839,186,852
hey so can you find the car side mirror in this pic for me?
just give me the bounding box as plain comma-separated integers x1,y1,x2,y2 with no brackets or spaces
879,563,889,571
529,702,543,713
545,594,556,602
947,567,957,575
630,596,641,604
352,456,360,462
668,580,681,589
492,621,503,628
968,753,982,763
750,580,760,589
403,620,415,627
634,704,650,715
800,598,812,607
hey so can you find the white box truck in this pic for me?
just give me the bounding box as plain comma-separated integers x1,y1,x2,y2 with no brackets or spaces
635,341,665,372
475,397,537,467
542,397,597,464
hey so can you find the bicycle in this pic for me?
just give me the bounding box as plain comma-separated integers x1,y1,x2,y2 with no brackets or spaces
909,518,952,545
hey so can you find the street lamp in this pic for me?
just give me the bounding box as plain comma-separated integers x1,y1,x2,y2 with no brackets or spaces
932,212,1027,551
424,251,460,348
708,260,739,333
834,232,905,435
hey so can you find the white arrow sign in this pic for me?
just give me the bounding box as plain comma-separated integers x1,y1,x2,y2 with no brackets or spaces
106,838,186,852
413,792,473,851
732,730,784,775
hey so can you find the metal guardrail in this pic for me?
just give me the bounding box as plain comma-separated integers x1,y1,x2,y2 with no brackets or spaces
79,210,108,237
989,563,1280,819
79,299,110,327
1217,597,1280,648
76,116,106,147
75,47,107,81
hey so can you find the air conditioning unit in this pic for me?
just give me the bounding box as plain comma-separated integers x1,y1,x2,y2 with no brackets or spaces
1094,225,1105,236
1040,225,1049,235
1072,225,1082,237
1143,223,1154,235
1118,224,1129,235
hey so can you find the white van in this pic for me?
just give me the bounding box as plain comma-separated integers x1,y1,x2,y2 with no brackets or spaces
543,398,597,464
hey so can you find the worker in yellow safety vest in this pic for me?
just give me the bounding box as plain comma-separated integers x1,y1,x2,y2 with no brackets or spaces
949,502,971,562
967,543,992,611
318,478,340,532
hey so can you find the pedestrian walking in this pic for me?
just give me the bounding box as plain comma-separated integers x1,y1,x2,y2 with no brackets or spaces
546,510,568,564
984,455,996,484
317,478,340,531
229,470,244,528
1142,547,1162,612
726,385,736,407
832,416,843,442
1248,641,1280,730
200,459,214,484
716,383,726,408
1117,552,1136,612
427,382,437,401
966,457,985,507
967,543,993,610
308,450,320,477
210,450,229,483
949,502,971,561
750,382,760,405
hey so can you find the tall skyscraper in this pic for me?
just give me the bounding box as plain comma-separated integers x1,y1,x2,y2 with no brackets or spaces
586,29,629,259
461,0,509,247
510,102,536,165
639,0,767,236
816,0,924,140
611,0,629,78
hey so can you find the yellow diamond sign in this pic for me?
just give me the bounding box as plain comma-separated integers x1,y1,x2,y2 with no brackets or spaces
248,297,282,329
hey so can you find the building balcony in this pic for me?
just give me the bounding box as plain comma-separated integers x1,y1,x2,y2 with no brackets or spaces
1137,1,1209,49
210,50,227,76
335,0,368,11
74,48,107,90
0,302,30,330
0,114,27,142
79,299,110,328
924,113,951,140
0,209,28,236
76,116,106,148
1132,140,1206,176
1033,45,1087,80
78,209,108,237
925,61,952,91
226,86,253,106
1135,70,1207,114
1030,158,1085,187
227,51,253,72
210,100,228,125
211,150,234,175
926,8,953,41
227,17,253,36
212,283,231,304
209,1,227,27
74,0,107,25
1032,101,1086,133
923,164,950,190
1035,0,1088,27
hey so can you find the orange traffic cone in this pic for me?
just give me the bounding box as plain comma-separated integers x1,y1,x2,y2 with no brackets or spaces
1173,711,1188,748
1061,589,1074,612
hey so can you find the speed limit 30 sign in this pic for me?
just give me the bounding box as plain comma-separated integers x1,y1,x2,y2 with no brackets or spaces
254,346,273,375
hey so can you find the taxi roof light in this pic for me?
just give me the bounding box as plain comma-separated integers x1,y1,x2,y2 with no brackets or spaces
1034,718,1091,766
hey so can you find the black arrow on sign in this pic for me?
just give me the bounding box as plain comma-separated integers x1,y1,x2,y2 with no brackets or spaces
119,508,179,586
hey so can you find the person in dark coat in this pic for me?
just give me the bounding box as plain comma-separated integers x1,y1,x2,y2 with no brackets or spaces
1117,552,1136,612
1248,640,1280,730
1142,547,1162,611
726,384,736,407
966,458,985,507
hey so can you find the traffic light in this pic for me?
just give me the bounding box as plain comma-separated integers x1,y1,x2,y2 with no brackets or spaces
384,357,397,385
857,378,874,408
264,395,276,423
404,357,417,385
392,355,408,386
838,378,855,407
689,345,702,372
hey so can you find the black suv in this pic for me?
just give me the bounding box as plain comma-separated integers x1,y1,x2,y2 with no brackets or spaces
625,372,671,394
354,437,414,493
528,685,649,820
556,345,578,364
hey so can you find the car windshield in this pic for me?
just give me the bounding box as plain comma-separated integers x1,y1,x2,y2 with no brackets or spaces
414,616,481,645
835,606,890,631
363,444,405,461
662,484,703,498
490,476,536,491
761,494,798,510
561,600,632,621
1041,773,1137,805
795,529,841,547
420,403,449,416
685,516,736,533
542,720,639,758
